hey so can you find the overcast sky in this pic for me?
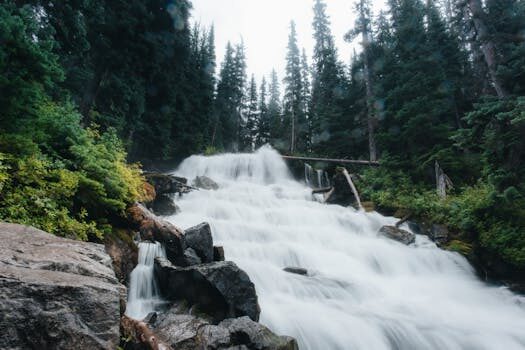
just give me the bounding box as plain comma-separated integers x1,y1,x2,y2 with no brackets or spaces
190,0,387,83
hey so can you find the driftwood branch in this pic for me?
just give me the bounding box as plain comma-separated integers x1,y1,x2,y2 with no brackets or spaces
282,155,380,166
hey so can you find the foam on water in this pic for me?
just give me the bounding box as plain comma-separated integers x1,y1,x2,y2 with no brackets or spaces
169,146,525,350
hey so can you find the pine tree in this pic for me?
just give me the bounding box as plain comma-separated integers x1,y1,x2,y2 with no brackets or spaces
310,0,346,152
245,75,259,151
267,69,283,148
256,77,270,147
283,21,303,153
346,0,378,161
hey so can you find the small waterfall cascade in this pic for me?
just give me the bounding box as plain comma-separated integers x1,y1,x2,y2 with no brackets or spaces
126,242,166,320
170,146,525,350
304,163,330,188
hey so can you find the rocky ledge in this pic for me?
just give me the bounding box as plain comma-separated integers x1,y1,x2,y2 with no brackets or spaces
0,223,124,350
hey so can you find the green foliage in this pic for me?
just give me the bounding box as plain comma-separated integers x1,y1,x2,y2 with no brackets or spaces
0,4,144,241
361,167,525,269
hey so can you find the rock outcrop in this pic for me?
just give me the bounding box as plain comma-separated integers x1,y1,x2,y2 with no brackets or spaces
193,175,219,190
378,225,415,245
149,304,297,350
0,223,123,350
184,222,214,263
155,258,260,322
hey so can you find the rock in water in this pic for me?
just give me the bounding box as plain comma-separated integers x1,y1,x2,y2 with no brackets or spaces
0,223,123,350
283,267,308,276
155,258,260,322
193,176,219,190
378,225,416,245
184,223,214,263
150,194,180,216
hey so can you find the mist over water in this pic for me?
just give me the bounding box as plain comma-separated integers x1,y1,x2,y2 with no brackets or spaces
170,146,525,350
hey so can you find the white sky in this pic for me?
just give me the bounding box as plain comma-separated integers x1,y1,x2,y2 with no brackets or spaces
190,0,387,83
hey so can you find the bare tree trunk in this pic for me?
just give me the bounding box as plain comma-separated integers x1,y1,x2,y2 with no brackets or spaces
467,0,508,98
360,0,378,162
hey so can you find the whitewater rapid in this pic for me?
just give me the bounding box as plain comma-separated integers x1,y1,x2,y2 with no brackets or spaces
168,146,525,350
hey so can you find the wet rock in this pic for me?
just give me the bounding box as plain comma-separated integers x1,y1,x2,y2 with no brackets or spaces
214,246,226,262
379,225,415,245
127,203,186,265
430,224,449,245
283,267,308,276
153,306,297,350
219,317,299,350
145,172,191,195
184,223,214,263
150,194,180,216
193,175,219,190
105,229,138,285
0,223,122,350
182,248,202,266
155,259,260,322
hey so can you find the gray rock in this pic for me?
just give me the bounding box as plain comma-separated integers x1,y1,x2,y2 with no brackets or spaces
150,194,180,216
219,317,299,350
0,223,122,350
104,229,138,285
193,175,219,190
214,246,226,262
379,225,415,245
283,267,308,276
153,306,298,350
184,222,214,263
183,248,202,266
430,224,449,244
155,259,260,322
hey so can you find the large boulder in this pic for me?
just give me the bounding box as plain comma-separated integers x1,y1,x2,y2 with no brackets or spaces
152,305,298,350
127,203,186,264
184,223,214,263
378,225,415,245
0,223,123,350
155,259,260,322
193,176,219,190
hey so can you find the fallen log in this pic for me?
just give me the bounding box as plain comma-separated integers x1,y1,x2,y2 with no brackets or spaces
283,155,380,166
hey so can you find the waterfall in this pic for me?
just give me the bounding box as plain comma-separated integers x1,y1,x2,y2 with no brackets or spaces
305,163,313,187
171,146,525,350
126,242,166,320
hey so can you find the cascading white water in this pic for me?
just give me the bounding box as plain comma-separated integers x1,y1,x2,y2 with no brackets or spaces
169,146,525,350
126,242,167,320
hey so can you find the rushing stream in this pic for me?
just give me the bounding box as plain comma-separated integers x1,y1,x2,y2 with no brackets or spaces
162,146,525,349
